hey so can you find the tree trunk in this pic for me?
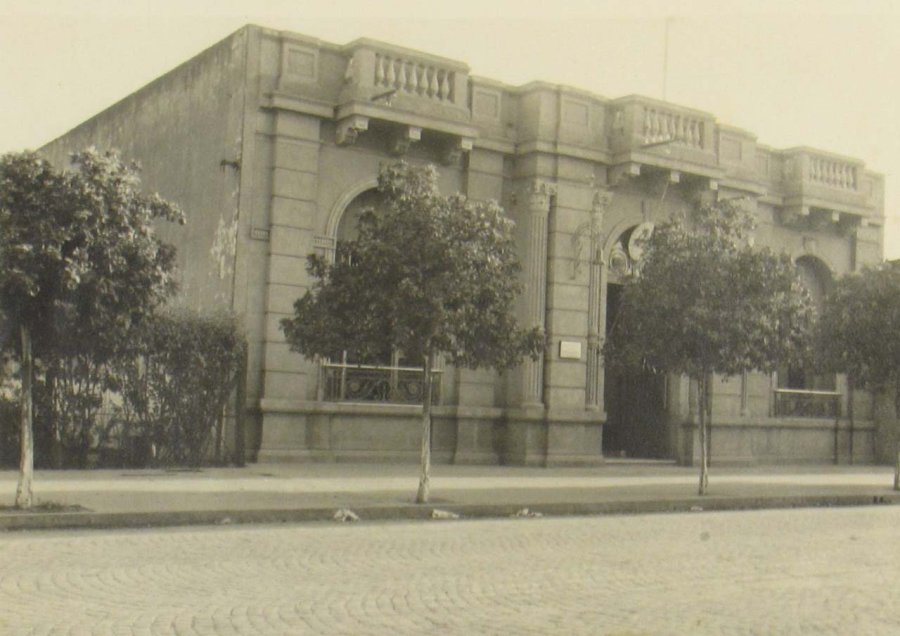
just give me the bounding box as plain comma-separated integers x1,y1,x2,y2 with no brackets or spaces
16,325,34,509
47,362,63,469
415,351,435,504
215,402,225,464
697,374,709,496
894,445,899,491
893,382,900,490
234,346,247,467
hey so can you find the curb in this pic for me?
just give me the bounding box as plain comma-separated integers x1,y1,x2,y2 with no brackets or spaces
2,492,898,532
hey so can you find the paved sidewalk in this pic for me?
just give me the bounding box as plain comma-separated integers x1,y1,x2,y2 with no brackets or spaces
1,461,898,530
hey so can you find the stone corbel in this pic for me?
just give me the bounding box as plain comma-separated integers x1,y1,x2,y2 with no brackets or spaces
837,213,862,237
336,115,369,146
390,126,422,156
809,209,840,232
609,163,641,187
780,205,809,227
442,136,474,166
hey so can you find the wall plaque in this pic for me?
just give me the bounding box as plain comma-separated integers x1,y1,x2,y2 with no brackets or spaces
559,341,582,360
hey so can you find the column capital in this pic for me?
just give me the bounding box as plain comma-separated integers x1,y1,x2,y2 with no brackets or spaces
527,179,557,213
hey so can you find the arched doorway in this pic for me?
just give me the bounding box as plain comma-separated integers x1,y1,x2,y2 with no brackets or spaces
602,224,670,459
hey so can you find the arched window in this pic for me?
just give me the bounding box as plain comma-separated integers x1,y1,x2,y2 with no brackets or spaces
321,188,438,404
782,256,833,390
774,255,837,417
336,188,383,244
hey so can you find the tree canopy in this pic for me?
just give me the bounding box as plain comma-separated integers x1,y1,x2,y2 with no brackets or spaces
0,148,184,505
0,148,183,358
816,262,900,489
282,160,543,502
603,198,813,493
816,263,900,392
281,161,543,370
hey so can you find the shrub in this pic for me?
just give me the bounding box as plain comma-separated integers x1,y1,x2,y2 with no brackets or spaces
0,352,20,467
115,309,246,467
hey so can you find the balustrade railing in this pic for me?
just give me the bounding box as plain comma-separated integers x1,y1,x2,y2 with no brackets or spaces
373,54,455,103
641,107,705,149
807,155,858,190
322,362,441,404
773,389,840,418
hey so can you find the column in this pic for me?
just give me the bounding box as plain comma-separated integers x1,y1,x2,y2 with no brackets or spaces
520,179,556,407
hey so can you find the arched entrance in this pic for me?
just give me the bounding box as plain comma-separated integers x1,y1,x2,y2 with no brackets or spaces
602,224,670,459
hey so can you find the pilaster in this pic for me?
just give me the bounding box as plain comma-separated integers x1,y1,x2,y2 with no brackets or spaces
585,189,609,414
262,110,321,403
516,178,556,407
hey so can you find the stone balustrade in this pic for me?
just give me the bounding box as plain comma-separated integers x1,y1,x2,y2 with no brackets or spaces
341,39,469,112
609,96,715,158
641,106,705,149
777,148,871,220
806,154,858,190
373,54,455,104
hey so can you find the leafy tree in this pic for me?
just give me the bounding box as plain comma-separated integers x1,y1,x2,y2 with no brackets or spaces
603,199,813,494
816,263,900,489
0,149,183,507
282,161,543,503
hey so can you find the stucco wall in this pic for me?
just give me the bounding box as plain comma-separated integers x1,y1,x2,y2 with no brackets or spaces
40,28,250,312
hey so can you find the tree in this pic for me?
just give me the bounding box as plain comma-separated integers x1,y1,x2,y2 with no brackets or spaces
0,149,183,507
282,161,543,503
603,198,813,494
816,263,900,489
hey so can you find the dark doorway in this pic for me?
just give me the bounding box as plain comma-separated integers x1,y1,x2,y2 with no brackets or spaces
603,283,670,459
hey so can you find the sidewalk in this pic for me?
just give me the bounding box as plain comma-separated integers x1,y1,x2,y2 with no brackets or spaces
1,461,898,531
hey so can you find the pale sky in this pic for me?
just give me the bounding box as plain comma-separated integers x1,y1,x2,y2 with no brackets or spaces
2,0,899,257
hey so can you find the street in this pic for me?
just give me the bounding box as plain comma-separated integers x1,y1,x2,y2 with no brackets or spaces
1,507,899,635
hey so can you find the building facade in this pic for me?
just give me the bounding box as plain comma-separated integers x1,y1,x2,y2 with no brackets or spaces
41,25,885,466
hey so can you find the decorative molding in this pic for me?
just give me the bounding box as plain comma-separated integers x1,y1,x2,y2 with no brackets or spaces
250,227,270,241
279,41,319,87
325,177,379,239
571,188,611,278
472,88,501,121
313,235,336,250
343,51,358,84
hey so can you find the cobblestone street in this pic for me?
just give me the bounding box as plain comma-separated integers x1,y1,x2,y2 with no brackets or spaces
2,507,899,635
